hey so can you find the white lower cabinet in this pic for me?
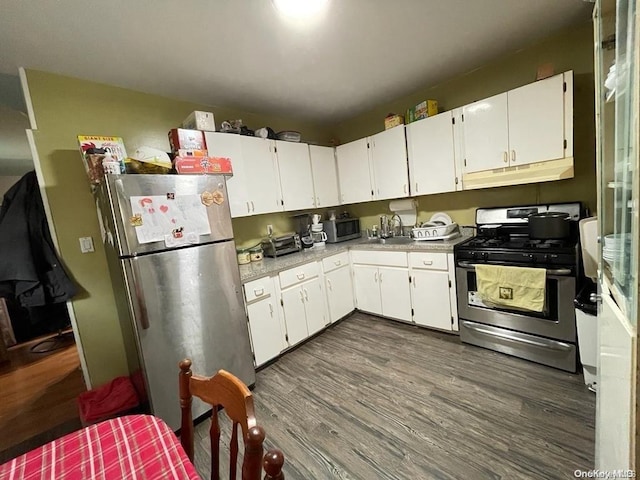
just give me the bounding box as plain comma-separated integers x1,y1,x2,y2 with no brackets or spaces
243,277,286,367
408,252,458,331
351,250,412,322
323,252,355,323
325,265,355,323
353,264,382,315
279,262,329,347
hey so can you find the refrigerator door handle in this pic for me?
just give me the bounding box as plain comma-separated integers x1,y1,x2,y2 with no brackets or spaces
129,259,151,330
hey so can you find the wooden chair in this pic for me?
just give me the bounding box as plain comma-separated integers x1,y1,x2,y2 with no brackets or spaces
179,359,285,480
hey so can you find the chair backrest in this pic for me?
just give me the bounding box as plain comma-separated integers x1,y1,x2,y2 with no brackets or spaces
179,359,284,480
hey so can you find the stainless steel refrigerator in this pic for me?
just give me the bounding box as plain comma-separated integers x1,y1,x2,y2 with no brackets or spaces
96,174,255,430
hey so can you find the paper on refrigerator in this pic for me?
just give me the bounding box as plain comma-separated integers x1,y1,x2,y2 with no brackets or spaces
130,195,211,244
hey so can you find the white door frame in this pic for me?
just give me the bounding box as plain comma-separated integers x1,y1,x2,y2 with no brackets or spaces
20,68,91,388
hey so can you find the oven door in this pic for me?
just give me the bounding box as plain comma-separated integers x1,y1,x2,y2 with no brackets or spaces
455,261,576,342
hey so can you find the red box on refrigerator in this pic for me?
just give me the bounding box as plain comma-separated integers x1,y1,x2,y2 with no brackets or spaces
168,128,206,152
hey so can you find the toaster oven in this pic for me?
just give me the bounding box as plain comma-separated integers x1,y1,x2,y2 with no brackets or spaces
323,218,361,243
261,234,302,258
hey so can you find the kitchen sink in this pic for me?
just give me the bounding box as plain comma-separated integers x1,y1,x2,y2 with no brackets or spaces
367,236,415,245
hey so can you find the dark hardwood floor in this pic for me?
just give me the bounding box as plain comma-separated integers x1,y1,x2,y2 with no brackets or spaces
193,312,595,480
0,333,84,463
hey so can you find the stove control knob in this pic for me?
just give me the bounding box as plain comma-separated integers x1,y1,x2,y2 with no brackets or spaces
482,252,489,260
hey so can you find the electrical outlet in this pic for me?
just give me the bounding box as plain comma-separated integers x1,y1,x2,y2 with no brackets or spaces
266,224,273,236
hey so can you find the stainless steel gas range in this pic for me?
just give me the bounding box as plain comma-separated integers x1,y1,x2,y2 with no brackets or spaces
454,203,582,372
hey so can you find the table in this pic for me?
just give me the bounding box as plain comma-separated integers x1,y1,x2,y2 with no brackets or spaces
0,414,201,479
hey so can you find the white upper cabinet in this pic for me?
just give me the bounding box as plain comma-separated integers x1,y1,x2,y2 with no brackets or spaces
241,137,282,215
462,72,571,174
336,138,372,205
370,125,409,200
204,132,248,217
309,145,340,208
205,133,281,216
407,111,458,196
336,126,409,205
508,73,565,167
275,140,315,211
462,92,510,173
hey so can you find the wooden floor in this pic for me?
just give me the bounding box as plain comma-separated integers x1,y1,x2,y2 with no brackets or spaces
0,333,85,462
193,313,595,480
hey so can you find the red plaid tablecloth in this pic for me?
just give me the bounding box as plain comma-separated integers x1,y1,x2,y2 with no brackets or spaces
0,414,201,479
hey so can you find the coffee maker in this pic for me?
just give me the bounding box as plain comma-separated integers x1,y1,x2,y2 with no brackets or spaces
292,214,314,249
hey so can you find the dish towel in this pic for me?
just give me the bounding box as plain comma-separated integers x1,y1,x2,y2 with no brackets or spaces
475,264,546,312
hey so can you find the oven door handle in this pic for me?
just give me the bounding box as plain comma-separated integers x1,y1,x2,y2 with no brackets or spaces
462,322,573,352
456,261,572,276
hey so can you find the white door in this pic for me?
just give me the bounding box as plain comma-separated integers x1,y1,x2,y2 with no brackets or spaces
379,266,412,322
276,140,316,211
462,92,509,173
352,265,382,315
309,145,340,208
595,293,636,470
303,278,327,336
370,126,409,200
325,266,355,323
411,270,452,330
204,132,249,217
240,137,282,215
336,138,372,204
281,287,309,346
246,299,284,366
508,73,565,166
407,112,457,196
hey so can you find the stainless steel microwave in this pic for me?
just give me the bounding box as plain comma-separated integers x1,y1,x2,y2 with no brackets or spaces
323,218,361,243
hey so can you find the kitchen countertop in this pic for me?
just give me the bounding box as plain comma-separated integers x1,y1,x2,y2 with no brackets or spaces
238,235,471,283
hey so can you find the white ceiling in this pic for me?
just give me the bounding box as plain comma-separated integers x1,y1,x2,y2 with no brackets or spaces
0,0,593,125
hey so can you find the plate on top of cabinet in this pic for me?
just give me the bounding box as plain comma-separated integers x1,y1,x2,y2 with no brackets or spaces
429,212,453,225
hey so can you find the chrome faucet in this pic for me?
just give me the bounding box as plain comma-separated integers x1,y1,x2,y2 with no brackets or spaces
390,213,403,237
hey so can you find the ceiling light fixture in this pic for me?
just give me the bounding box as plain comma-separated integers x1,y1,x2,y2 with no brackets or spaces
272,0,329,20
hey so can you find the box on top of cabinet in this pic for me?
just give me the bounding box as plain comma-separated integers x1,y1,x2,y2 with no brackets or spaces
384,114,404,130
182,111,216,132
406,100,438,123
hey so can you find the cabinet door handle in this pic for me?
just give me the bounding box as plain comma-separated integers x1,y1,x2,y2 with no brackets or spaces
246,201,251,213
269,303,274,316
296,272,305,280
254,288,264,297
303,288,309,301
334,260,341,266
503,152,508,164
415,182,419,192
423,260,433,265
374,271,378,283
299,289,304,302
327,279,332,290
403,184,407,194
379,272,383,282
511,150,516,162
316,196,320,206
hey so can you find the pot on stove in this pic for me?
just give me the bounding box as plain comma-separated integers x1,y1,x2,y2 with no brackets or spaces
528,212,571,240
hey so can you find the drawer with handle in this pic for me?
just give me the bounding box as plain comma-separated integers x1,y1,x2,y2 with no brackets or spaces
408,252,448,271
244,276,276,303
279,261,320,289
322,252,350,273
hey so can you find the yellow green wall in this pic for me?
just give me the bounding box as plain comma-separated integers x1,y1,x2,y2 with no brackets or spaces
334,21,596,231
25,70,333,386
